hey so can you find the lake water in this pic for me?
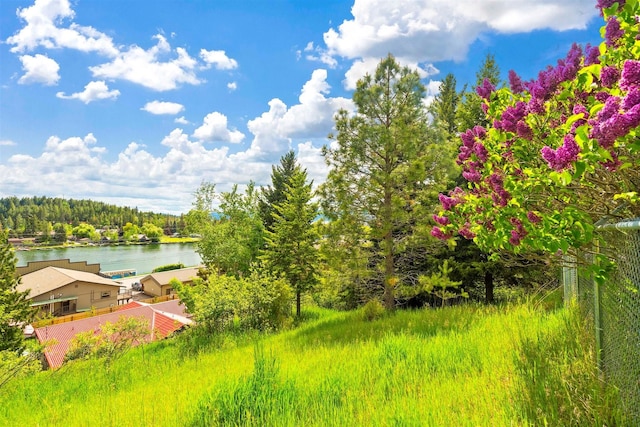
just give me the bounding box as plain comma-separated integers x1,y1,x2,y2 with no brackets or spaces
14,243,201,275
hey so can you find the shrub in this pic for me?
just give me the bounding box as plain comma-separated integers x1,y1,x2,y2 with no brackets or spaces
362,298,385,321
152,263,185,273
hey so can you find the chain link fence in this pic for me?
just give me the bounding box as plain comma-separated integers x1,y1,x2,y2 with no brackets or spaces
564,218,640,425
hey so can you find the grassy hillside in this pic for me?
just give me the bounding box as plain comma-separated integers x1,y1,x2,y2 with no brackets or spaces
0,302,622,426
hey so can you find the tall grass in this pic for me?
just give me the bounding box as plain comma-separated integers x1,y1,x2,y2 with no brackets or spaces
0,302,623,426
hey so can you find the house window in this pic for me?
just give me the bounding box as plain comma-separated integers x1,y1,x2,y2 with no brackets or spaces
62,300,71,313
101,291,111,298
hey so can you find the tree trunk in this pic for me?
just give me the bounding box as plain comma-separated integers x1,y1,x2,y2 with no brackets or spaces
484,271,494,304
382,188,395,310
296,291,301,317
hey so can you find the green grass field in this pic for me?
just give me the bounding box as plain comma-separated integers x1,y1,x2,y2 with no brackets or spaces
0,301,623,426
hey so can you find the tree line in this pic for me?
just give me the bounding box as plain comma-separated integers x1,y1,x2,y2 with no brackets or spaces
0,196,185,240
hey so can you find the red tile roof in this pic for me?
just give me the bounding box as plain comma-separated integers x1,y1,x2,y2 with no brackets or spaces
34,301,191,369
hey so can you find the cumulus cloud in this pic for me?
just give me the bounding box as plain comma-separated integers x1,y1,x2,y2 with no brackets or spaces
90,35,200,91
175,116,190,125
18,54,60,85
227,81,237,91
319,0,598,88
6,0,119,56
0,140,17,146
142,100,185,115
193,112,245,143
200,49,238,70
0,67,353,214
56,80,120,103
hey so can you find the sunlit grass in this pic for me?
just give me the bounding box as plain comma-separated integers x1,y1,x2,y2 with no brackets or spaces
0,302,622,426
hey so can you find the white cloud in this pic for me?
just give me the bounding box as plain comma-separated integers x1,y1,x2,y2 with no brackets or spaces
0,140,17,146
90,35,201,91
320,0,598,88
200,49,238,70
227,81,237,91
193,112,245,143
142,100,185,115
56,80,120,103
6,0,119,56
174,116,190,125
0,69,351,214
18,54,60,85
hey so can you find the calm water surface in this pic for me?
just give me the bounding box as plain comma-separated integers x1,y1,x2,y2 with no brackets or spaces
15,243,201,275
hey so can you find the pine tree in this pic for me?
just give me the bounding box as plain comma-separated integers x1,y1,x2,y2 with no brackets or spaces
0,229,35,352
261,168,319,316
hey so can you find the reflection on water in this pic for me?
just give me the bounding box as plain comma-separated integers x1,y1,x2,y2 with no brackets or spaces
15,243,201,275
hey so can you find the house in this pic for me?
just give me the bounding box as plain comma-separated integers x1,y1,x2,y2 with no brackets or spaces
17,266,124,317
34,301,192,369
139,266,201,297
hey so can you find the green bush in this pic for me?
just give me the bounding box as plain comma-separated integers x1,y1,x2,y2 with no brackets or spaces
152,263,185,273
361,298,385,321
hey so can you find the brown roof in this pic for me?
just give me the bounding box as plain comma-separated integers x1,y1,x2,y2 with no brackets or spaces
34,302,192,369
17,266,120,299
140,267,200,286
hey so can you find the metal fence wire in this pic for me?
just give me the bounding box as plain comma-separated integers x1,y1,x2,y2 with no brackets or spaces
564,218,640,425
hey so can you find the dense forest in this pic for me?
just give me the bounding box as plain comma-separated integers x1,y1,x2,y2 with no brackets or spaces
0,196,184,238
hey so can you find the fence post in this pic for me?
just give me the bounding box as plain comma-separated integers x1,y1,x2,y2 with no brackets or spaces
593,239,603,374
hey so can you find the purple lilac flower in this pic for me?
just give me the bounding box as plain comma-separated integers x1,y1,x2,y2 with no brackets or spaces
439,194,457,211
600,66,620,88
597,0,625,16
460,129,475,147
595,91,611,102
431,227,451,240
516,121,533,140
459,224,476,240
509,230,523,246
527,97,545,115
541,135,580,171
510,217,523,228
623,103,640,128
433,214,450,226
527,211,542,224
598,96,621,121
462,169,482,183
476,78,495,101
473,125,486,139
473,142,488,162
585,44,600,65
620,60,640,90
622,87,640,110
508,70,524,93
605,17,624,46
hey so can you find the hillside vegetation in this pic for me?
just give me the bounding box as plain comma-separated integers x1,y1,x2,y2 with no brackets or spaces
0,301,622,426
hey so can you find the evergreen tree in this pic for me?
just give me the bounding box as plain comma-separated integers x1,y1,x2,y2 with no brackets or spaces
429,73,460,139
258,150,299,233
457,53,501,131
261,167,319,316
321,54,457,309
0,229,35,352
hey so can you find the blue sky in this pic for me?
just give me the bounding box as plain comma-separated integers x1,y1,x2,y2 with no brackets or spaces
0,0,603,214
